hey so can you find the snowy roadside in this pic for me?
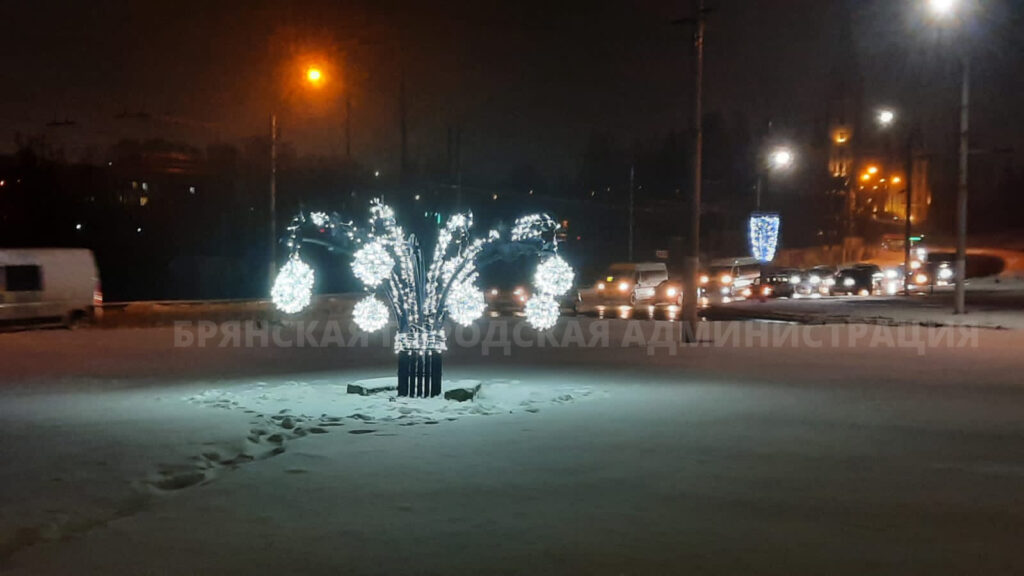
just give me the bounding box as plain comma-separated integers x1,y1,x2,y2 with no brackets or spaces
3,322,1024,573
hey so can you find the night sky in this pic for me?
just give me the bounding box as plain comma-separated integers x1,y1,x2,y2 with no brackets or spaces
2,0,1022,181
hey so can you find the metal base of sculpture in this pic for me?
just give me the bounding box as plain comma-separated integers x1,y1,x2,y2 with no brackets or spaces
397,351,442,398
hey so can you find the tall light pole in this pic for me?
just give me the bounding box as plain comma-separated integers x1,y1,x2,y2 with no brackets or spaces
755,147,794,211
270,66,327,290
269,113,278,291
680,0,706,344
628,164,635,261
954,52,970,314
874,108,912,296
928,0,970,314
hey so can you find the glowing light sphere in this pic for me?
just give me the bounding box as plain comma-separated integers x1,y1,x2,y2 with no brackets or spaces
749,213,781,263
352,241,394,288
353,296,390,333
525,294,560,330
446,280,486,327
534,255,575,297
272,256,315,314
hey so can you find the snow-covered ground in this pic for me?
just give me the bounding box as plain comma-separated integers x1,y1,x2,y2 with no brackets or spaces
2,319,1024,574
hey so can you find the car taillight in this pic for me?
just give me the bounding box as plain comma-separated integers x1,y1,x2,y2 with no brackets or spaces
93,280,103,305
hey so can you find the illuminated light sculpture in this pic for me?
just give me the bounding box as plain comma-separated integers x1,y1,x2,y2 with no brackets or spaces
525,295,560,330
353,296,390,332
272,199,571,397
271,255,315,314
749,212,781,263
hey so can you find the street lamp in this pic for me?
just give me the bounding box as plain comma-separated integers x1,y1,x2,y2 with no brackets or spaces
756,146,795,210
270,65,330,291
877,109,896,127
925,0,970,314
928,0,956,17
769,148,794,170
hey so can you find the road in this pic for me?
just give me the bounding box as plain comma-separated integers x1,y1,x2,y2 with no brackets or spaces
1,319,1024,574
706,283,1024,330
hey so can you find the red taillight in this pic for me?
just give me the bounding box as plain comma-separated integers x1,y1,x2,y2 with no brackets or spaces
93,280,103,306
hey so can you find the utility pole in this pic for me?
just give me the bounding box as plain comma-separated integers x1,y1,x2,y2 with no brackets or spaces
628,164,635,261
455,126,463,210
954,53,970,315
903,128,916,297
269,113,278,291
345,95,352,160
681,0,705,343
399,69,409,184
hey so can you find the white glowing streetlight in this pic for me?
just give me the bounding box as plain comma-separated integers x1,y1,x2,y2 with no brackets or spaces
755,146,795,210
922,0,970,314
878,109,896,127
769,147,795,170
928,0,956,17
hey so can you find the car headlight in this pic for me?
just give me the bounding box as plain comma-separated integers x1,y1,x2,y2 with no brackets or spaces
885,269,898,280
843,277,855,287
915,273,928,285
666,287,678,298
763,286,773,295
790,275,801,285
825,278,835,287
700,275,709,285
489,288,499,296
810,275,821,285
618,281,630,292
597,282,606,291
910,260,922,270
939,267,953,280
721,287,731,296
721,274,733,285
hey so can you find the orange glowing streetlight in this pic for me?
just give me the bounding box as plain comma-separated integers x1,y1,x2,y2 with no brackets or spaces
306,66,324,86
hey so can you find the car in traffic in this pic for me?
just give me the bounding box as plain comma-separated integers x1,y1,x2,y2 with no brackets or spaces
831,264,884,296
588,262,669,306
484,282,531,313
793,266,836,297
745,270,800,299
702,257,761,301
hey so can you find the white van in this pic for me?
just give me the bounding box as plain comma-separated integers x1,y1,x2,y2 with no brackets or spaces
587,262,669,306
0,249,102,328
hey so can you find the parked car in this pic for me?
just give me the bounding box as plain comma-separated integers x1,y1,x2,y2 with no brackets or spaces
0,248,102,328
831,264,884,296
